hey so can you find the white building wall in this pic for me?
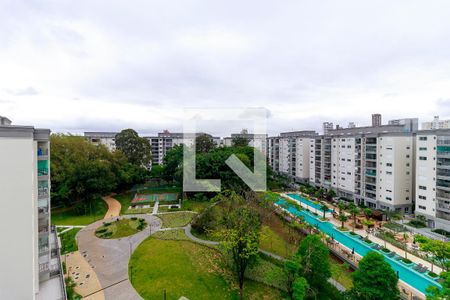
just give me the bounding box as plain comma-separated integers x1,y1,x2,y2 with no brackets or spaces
331,137,356,193
295,138,312,180
377,136,414,212
279,138,289,173
415,134,437,218
0,138,39,299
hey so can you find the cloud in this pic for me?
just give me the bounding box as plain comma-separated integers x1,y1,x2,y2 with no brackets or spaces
0,0,450,135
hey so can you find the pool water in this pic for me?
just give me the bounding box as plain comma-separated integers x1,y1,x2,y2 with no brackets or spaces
287,193,332,212
276,197,442,295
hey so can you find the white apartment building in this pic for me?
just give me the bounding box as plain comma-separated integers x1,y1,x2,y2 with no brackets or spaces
84,131,117,151
0,123,64,299
415,130,450,229
309,123,415,213
422,116,450,130
223,131,268,156
268,131,317,183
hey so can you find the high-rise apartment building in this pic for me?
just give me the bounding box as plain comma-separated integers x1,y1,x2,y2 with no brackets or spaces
323,122,333,135
309,124,415,213
372,113,382,127
84,132,117,151
274,131,317,182
388,118,419,133
422,116,450,130
415,130,450,229
0,122,64,299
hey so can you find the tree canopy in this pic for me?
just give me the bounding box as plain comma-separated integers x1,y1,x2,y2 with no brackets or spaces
195,134,215,153
50,134,147,208
351,251,399,300
232,136,250,147
115,129,152,168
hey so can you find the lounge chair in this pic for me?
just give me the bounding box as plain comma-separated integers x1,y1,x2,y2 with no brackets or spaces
387,252,396,257
420,266,428,273
413,264,423,271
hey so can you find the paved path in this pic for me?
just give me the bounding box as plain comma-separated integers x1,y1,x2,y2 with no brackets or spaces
76,215,162,300
103,195,122,219
152,201,159,215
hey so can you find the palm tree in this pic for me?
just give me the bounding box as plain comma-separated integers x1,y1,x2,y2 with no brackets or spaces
337,201,346,214
320,203,329,219
349,205,360,232
363,208,372,220
403,232,409,259
339,213,348,230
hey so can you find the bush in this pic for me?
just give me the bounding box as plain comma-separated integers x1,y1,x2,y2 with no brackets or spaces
131,217,138,221
402,258,412,264
428,271,438,278
432,228,450,238
381,247,390,253
407,220,426,228
95,228,108,234
363,238,372,244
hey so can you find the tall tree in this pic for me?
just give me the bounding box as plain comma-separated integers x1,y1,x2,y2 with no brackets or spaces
348,204,360,232
427,271,450,300
196,134,215,153
232,136,250,147
351,251,399,300
292,277,309,300
216,193,261,300
297,234,331,290
284,256,302,299
115,129,152,167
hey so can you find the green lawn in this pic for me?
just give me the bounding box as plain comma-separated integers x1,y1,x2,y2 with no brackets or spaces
124,207,153,214
95,218,147,239
59,228,82,255
329,257,353,290
181,200,212,213
51,200,107,226
260,225,298,258
113,192,134,214
129,234,286,300
157,212,196,228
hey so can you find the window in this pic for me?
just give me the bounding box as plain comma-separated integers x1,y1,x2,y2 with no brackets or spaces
386,163,392,167
419,147,427,151
419,195,427,200
386,197,392,201
419,185,427,190
419,137,427,141
419,156,427,161
386,171,392,175
418,205,426,210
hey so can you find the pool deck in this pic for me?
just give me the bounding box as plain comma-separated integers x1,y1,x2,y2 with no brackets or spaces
280,192,444,297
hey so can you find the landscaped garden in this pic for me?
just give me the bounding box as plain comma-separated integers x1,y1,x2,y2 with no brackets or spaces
129,230,286,300
157,212,196,228
95,218,147,239
51,199,107,226
59,228,82,255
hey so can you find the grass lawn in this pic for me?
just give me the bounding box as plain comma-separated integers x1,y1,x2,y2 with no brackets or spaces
157,212,196,228
95,218,147,239
59,228,82,255
260,225,298,258
181,200,212,213
329,256,353,290
51,199,107,226
129,233,286,300
113,192,134,214
124,208,153,214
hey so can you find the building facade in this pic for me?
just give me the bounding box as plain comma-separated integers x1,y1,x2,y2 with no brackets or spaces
84,132,117,151
422,116,450,130
414,130,450,229
0,124,64,299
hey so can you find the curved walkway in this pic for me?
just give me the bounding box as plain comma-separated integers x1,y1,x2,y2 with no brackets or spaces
75,215,162,300
103,195,121,219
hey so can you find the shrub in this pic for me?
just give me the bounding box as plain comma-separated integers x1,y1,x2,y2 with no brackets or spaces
103,222,111,227
402,258,412,264
428,271,438,278
407,220,426,228
363,238,372,244
131,217,138,221
432,228,450,238
96,228,108,234
381,248,390,253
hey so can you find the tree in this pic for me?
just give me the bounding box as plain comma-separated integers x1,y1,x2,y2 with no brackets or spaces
115,129,152,167
337,201,346,214
320,203,329,219
420,238,450,272
351,251,399,300
292,277,309,300
363,208,372,220
339,213,348,229
427,271,450,299
196,134,215,153
297,234,331,290
232,136,250,147
216,193,261,300
348,205,360,232
284,256,302,299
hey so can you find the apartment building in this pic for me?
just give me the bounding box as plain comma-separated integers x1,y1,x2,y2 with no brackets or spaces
422,116,450,130
267,137,280,172
415,130,450,229
84,131,117,151
223,130,267,156
309,123,415,213
0,123,64,299
145,131,221,165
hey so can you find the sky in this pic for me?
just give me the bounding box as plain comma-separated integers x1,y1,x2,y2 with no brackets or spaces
1,1,450,136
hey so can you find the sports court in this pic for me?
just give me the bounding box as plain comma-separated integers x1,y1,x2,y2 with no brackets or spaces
131,193,178,204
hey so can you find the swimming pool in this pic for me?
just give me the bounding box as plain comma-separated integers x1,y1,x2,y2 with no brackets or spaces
276,197,442,295
287,193,332,212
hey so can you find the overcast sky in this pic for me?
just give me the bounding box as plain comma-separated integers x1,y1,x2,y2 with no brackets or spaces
1,1,450,136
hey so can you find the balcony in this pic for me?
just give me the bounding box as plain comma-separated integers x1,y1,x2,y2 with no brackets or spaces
365,170,377,177
366,154,377,161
